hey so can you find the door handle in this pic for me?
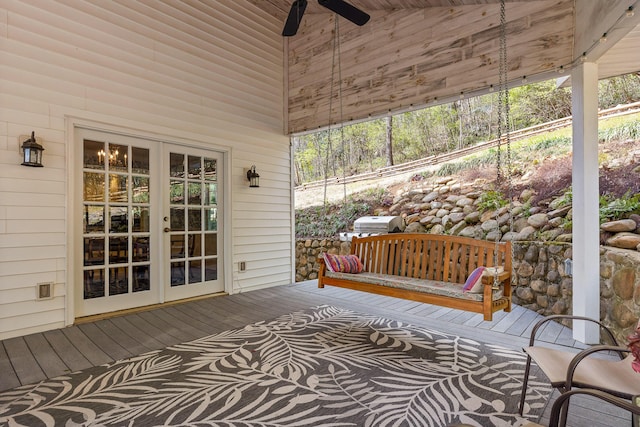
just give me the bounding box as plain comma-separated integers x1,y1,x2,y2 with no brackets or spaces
164,227,171,233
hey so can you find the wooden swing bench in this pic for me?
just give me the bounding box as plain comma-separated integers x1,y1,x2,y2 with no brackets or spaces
318,233,512,321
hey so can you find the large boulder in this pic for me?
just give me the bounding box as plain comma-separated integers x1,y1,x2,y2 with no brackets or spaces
601,219,638,232
527,213,549,229
405,222,427,233
606,232,640,249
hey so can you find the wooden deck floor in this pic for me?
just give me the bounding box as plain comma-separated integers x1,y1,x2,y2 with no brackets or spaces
0,280,631,426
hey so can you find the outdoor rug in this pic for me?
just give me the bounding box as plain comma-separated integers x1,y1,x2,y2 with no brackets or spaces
0,305,551,426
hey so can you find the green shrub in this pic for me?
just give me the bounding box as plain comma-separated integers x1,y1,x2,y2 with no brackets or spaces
599,192,640,222
555,189,572,208
478,190,508,212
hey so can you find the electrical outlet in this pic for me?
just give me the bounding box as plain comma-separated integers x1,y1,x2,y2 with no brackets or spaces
239,261,246,272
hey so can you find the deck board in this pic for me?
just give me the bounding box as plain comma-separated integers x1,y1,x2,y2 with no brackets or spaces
77,323,133,361
0,341,21,391
61,327,112,366
3,337,46,386
137,310,199,343
0,280,631,426
108,316,167,350
23,334,69,378
42,329,93,372
93,319,152,355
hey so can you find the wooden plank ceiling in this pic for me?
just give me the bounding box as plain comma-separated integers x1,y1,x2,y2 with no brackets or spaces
249,0,576,134
246,1,640,135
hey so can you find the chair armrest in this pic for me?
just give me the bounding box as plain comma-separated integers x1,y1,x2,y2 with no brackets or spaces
527,315,619,347
565,345,630,389
549,388,640,427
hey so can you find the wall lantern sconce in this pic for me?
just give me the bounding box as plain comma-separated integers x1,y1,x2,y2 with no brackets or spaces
247,165,260,188
21,131,45,167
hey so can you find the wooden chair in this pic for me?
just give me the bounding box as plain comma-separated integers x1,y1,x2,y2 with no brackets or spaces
518,315,640,426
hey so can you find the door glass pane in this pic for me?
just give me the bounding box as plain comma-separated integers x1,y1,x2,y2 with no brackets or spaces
108,144,128,172
205,259,217,281
109,174,128,202
132,207,149,232
204,183,217,205
84,206,105,233
171,235,185,259
171,262,185,286
133,237,150,262
170,181,184,203
109,266,128,295
189,234,201,257
84,270,105,299
188,209,201,231
188,260,202,283
84,140,105,170
203,158,216,181
170,153,184,177
188,156,201,179
109,236,128,264
132,147,149,174
170,208,185,231
204,208,217,231
84,238,105,266
188,182,201,205
132,176,149,203
109,206,129,233
133,265,150,292
84,173,105,202
204,234,217,256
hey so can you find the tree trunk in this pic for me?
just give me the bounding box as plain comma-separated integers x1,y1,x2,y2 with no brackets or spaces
385,115,394,166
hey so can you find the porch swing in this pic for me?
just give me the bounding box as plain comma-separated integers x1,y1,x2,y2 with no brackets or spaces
317,0,514,321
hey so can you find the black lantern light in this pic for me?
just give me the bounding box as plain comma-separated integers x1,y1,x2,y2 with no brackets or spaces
21,131,44,167
247,165,260,188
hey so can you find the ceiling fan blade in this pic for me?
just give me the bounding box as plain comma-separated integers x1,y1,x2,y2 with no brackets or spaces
282,0,308,36
318,0,370,26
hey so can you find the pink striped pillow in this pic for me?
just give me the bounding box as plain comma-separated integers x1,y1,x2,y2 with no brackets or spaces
322,253,363,274
463,266,486,293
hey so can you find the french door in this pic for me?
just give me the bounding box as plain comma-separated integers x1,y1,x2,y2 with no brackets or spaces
163,144,223,301
75,129,223,317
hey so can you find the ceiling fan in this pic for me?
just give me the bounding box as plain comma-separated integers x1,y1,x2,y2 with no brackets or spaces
282,0,370,37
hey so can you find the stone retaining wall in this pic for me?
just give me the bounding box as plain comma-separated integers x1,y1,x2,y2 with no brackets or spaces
295,238,640,343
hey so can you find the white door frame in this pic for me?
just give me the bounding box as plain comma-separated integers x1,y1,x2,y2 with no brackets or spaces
66,118,233,325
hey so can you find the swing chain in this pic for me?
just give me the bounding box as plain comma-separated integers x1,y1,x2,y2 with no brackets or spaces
323,16,348,209
494,0,513,287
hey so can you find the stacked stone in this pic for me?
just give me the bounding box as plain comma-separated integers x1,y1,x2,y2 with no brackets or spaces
294,238,349,282
371,175,640,251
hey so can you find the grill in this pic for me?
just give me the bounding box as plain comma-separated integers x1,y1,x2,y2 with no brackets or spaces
340,216,404,241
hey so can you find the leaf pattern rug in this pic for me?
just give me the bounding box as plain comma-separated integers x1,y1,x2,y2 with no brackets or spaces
0,305,550,426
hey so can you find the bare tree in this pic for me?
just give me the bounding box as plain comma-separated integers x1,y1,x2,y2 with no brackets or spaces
385,115,394,167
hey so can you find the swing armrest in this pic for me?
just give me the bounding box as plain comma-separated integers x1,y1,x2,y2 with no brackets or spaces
481,271,510,287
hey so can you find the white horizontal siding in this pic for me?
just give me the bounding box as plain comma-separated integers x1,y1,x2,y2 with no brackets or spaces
0,0,291,340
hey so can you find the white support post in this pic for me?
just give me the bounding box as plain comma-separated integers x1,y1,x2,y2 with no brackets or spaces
571,62,600,344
